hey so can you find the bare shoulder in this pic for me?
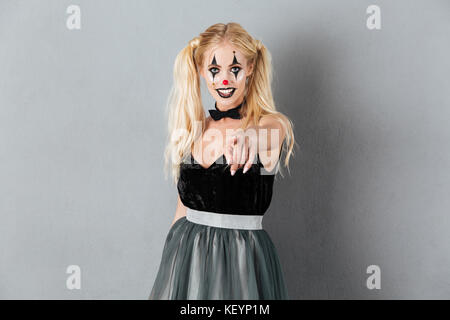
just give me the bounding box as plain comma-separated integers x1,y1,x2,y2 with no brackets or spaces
259,114,281,125
205,115,214,128
258,114,286,140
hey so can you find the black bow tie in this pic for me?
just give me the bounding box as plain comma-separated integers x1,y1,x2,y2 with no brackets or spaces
208,101,244,120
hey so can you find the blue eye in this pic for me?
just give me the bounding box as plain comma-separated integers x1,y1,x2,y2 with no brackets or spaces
209,67,219,74
231,66,241,73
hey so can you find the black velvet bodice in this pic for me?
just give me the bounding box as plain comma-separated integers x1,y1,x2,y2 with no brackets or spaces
177,152,279,216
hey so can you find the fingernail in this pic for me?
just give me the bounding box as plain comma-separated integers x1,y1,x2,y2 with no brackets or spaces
243,167,248,174
231,170,236,176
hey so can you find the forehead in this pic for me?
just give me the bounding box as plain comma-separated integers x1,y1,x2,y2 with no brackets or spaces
203,42,247,66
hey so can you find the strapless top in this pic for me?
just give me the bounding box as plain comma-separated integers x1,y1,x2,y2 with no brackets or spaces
177,152,280,216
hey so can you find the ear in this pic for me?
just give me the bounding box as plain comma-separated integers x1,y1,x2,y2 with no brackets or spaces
198,58,208,80
247,61,254,77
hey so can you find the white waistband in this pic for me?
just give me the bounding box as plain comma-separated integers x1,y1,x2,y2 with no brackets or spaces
186,208,263,230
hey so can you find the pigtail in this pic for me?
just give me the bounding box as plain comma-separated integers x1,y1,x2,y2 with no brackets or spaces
244,39,296,177
164,37,205,184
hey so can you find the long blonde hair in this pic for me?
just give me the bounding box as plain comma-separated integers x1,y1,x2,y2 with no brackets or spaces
164,22,297,184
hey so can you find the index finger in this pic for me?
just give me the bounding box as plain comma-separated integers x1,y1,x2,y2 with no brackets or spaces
243,144,257,174
224,135,237,165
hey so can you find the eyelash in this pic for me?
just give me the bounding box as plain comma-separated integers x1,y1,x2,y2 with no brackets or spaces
209,66,241,74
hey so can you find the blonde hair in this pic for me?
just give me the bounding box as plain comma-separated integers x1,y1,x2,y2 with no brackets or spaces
164,22,297,184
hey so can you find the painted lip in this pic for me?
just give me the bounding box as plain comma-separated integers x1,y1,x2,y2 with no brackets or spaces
215,87,236,98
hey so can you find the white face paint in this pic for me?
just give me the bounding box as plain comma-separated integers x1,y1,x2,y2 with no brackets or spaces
200,41,253,111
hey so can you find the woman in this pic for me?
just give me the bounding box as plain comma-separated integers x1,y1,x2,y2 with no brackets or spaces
149,22,296,300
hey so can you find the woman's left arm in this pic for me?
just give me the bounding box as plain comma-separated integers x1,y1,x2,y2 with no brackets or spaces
248,114,286,172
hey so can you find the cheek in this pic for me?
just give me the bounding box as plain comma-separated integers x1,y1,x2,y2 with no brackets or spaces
234,71,246,89
206,77,217,94
207,73,214,83
205,75,216,93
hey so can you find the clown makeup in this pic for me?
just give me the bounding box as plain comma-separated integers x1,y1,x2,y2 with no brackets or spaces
200,41,253,110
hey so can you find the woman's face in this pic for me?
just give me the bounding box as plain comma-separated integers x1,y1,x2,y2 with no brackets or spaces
199,41,253,109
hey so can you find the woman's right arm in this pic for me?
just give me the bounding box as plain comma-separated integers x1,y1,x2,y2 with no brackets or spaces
171,194,187,227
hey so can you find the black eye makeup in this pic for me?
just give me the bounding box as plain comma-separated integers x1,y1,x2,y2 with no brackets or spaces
209,67,220,75
209,66,242,81
209,55,219,81
232,51,239,65
208,51,243,81
231,66,241,79
230,51,242,80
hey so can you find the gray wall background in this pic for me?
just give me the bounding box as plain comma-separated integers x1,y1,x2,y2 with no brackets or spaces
0,0,449,299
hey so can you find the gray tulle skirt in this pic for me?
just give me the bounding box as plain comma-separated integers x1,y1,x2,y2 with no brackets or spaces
149,216,289,300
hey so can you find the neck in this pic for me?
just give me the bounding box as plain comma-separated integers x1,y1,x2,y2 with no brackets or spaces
216,98,245,112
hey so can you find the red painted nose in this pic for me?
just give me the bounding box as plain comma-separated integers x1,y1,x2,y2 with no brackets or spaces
222,80,228,85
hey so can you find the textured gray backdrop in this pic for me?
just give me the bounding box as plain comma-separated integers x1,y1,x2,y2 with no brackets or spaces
0,0,449,299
